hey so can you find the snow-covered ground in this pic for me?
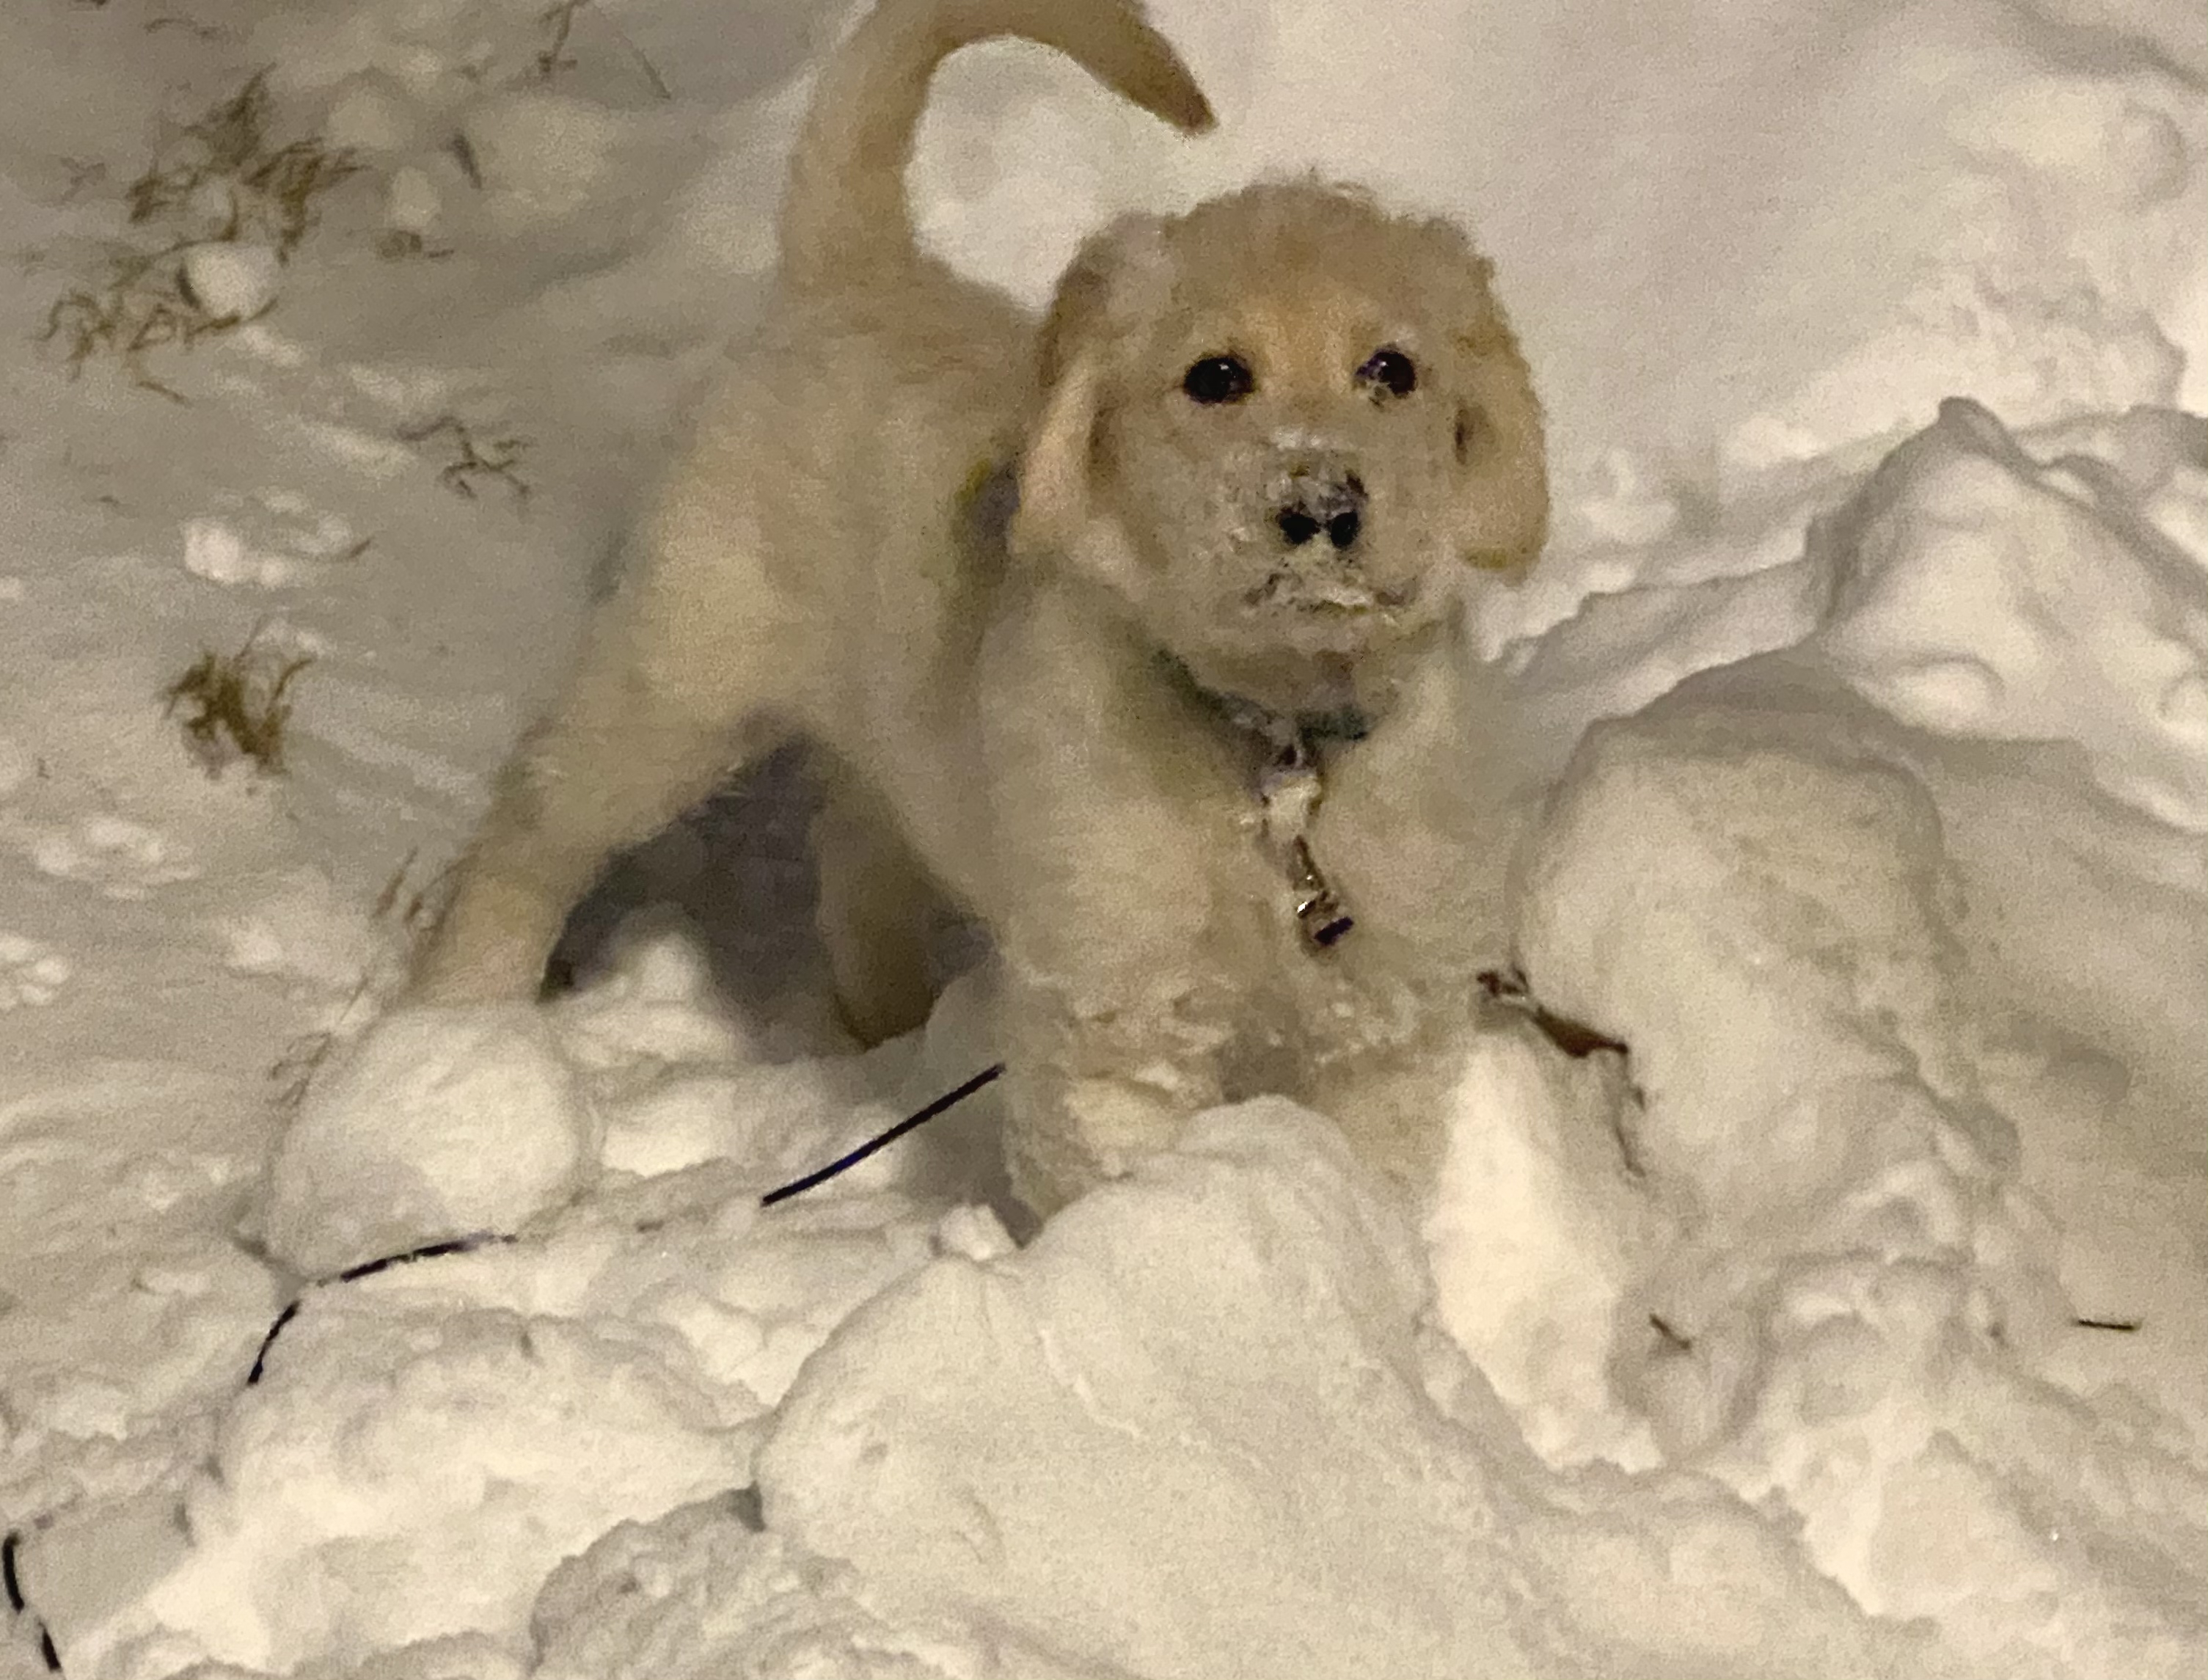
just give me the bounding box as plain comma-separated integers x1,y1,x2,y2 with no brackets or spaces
1,0,2204,1675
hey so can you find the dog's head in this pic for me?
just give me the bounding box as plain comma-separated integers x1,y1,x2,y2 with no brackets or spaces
1013,180,1546,716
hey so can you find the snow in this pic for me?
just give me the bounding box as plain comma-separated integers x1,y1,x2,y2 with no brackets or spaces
1,1,2204,1678
260,1003,598,1276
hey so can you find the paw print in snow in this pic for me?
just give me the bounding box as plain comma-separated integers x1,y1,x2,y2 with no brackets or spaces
183,490,368,588
20,814,198,899
0,932,70,1008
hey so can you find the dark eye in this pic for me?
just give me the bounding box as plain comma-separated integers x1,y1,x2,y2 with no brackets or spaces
1182,354,1254,405
1356,346,1417,399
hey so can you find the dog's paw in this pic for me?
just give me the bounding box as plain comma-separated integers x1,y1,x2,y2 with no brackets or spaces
1006,1072,1197,1216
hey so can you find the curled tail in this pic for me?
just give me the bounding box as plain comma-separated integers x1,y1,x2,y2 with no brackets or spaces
779,0,1213,291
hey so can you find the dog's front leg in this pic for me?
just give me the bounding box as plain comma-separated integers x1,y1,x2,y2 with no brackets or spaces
978,591,1269,1213
995,961,1247,1215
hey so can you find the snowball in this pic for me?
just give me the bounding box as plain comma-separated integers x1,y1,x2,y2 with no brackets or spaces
180,243,282,322
384,164,442,235
262,1004,599,1277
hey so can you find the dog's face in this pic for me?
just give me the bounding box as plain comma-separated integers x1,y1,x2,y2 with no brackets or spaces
1015,182,1546,716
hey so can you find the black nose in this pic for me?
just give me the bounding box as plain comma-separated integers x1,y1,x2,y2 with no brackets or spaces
1276,473,1365,551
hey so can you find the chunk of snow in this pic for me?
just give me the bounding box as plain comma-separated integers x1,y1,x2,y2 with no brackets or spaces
1812,397,2208,832
181,518,296,589
261,1004,599,1275
180,244,282,324
384,164,442,235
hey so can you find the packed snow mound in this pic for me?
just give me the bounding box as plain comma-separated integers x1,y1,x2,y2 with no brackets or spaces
1513,660,2208,1672
37,1157,951,1678
747,1101,1964,1680
62,1101,1945,1680
1812,398,2208,833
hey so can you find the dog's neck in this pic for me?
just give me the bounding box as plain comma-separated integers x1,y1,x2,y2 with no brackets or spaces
1158,649,1374,757
1156,650,1360,950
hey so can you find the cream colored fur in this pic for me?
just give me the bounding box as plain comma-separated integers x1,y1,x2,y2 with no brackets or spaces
409,0,1549,1213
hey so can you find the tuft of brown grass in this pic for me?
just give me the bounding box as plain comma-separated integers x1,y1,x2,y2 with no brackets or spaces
166,630,314,775
398,414,531,503
125,70,360,259
45,246,246,402
43,69,358,396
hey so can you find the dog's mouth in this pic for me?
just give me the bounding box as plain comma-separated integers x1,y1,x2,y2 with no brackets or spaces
1240,571,1418,617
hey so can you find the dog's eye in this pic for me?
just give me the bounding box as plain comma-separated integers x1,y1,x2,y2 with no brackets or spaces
1356,347,1417,399
1182,354,1254,405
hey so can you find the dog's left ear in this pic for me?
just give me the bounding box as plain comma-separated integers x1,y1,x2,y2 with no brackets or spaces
1447,310,1549,577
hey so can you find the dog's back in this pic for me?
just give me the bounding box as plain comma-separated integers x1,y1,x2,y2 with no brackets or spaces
408,1,1211,1007
666,0,1217,885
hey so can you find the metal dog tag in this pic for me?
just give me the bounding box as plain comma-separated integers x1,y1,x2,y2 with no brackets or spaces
1258,739,1353,950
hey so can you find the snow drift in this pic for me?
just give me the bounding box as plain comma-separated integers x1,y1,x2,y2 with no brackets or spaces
1,1,2204,1678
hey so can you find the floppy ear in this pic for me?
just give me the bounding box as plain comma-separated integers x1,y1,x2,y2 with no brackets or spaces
1011,216,1166,561
1011,340,1105,560
1449,317,1549,577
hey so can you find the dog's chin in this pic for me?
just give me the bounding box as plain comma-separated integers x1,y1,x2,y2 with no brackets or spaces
1161,598,1435,723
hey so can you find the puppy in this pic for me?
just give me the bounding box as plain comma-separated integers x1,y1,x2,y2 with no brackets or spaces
409,0,1548,1213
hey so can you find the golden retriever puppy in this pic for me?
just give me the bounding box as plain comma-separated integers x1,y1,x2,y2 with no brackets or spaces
408,0,1548,1213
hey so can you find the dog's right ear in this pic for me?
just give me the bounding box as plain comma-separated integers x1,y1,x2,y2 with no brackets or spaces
1012,345,1104,559
1012,217,1166,560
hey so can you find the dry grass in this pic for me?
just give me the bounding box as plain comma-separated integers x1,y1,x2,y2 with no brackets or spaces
44,246,241,401
398,414,532,503
43,69,358,396
166,631,314,775
535,0,589,81
124,71,359,259
535,1,671,99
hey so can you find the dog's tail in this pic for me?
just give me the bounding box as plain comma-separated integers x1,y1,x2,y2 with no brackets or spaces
779,0,1213,291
